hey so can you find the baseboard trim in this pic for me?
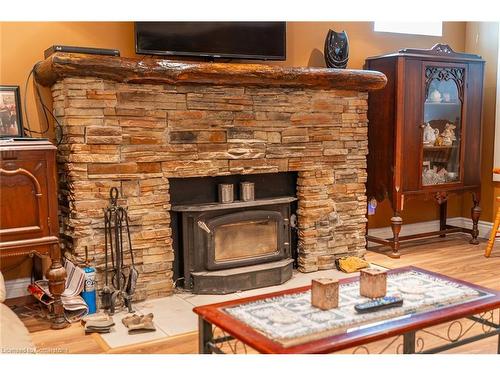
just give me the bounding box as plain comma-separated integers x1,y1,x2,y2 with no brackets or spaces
367,217,493,247
449,217,494,239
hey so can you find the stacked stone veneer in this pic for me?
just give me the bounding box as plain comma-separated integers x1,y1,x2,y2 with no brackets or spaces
52,77,369,300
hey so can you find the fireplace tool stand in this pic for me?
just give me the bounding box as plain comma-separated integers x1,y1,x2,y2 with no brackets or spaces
101,187,139,315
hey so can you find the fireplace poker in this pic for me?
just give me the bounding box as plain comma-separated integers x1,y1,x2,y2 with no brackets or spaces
101,187,139,315
101,209,113,310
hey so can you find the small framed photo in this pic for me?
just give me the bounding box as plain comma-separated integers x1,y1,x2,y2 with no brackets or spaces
0,86,23,138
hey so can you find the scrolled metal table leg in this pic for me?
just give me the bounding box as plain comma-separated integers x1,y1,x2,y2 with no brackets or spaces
403,331,416,354
497,331,500,354
199,317,213,354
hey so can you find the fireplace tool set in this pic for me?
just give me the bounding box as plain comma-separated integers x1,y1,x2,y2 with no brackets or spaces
101,187,139,315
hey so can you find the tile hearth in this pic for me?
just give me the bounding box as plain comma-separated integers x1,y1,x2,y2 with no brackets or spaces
100,267,384,348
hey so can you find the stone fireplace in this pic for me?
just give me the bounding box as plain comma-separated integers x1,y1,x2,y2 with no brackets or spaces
35,53,386,300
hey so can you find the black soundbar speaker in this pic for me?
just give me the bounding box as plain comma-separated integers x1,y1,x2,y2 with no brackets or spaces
44,45,120,59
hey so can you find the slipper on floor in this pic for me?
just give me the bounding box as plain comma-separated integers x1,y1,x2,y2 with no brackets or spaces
85,317,115,329
121,314,142,328
335,256,369,273
81,311,111,325
127,320,156,335
85,326,112,334
127,313,156,335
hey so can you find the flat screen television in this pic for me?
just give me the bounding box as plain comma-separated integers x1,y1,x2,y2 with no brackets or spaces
135,22,286,61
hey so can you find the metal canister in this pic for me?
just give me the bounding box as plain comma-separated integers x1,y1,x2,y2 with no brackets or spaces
218,184,234,203
82,266,97,314
240,182,255,201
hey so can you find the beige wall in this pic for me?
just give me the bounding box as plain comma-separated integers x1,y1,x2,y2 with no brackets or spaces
464,22,500,224
277,22,467,69
0,22,136,138
0,24,3,82
0,21,496,233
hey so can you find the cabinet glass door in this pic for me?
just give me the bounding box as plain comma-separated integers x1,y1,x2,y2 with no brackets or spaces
421,66,465,186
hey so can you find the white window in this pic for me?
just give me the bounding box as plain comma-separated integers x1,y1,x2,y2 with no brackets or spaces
374,22,443,37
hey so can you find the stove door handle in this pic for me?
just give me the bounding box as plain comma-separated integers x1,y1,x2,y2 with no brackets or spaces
197,220,211,234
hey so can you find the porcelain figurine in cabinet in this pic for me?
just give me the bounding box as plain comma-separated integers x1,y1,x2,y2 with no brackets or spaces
441,123,457,146
423,123,439,145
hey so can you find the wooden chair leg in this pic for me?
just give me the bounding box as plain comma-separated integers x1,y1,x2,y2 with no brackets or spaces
485,207,500,257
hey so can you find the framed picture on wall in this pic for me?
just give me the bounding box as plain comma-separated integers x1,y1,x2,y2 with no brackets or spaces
0,85,23,138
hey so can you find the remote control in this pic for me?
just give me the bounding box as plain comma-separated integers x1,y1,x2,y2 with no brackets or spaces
354,296,404,313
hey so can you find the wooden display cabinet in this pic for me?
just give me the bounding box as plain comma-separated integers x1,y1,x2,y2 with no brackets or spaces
364,44,485,258
0,139,68,328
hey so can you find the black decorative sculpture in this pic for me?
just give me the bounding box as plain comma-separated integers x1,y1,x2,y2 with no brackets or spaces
324,30,349,69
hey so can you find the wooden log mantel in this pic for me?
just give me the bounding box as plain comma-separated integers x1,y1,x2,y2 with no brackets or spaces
35,53,387,91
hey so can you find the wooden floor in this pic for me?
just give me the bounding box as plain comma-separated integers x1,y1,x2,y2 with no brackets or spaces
366,235,500,291
23,234,500,354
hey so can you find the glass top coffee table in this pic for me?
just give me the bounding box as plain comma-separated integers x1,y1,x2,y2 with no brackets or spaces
193,266,500,354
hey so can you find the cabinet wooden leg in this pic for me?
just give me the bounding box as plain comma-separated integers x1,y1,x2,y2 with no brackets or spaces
389,215,403,258
470,193,481,245
439,200,447,238
47,245,68,329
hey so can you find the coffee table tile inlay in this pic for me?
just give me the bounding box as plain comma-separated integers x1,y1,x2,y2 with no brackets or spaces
224,270,485,347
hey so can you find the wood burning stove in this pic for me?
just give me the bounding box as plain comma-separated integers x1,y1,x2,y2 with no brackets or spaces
172,197,296,294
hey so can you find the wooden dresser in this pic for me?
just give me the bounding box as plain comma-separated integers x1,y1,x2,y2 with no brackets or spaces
0,139,67,328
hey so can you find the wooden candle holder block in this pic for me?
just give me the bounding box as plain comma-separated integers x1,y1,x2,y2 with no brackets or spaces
311,278,339,310
360,268,387,298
